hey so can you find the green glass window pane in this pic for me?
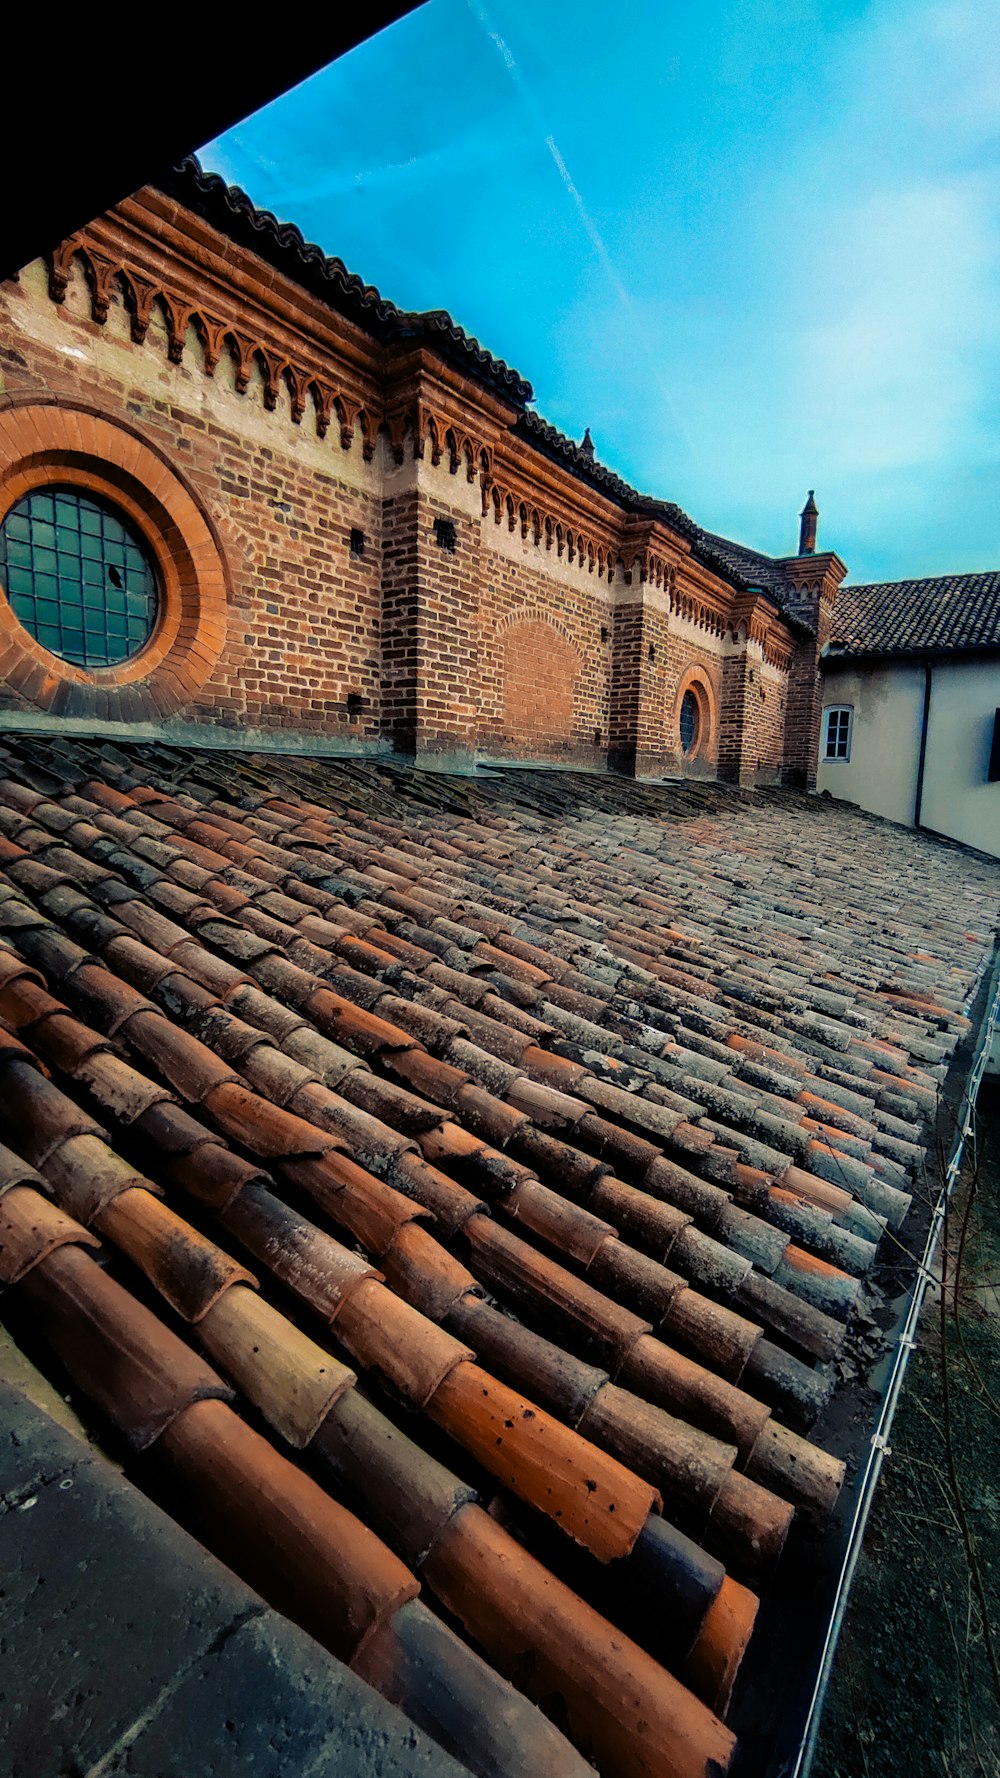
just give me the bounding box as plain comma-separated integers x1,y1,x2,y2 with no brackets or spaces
1,487,159,666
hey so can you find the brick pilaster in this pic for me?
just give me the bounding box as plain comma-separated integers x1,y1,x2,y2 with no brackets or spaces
381,471,482,767
778,552,847,787
607,581,674,776
718,644,756,783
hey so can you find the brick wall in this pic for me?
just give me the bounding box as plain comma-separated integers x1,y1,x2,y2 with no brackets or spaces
0,193,810,779
477,536,611,764
0,261,384,744
780,555,845,786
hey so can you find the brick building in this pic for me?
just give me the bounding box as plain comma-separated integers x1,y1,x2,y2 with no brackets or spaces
3,157,1000,1778
0,159,844,783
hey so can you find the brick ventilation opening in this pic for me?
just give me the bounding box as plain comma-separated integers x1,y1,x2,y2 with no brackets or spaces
601,626,609,643
349,528,365,558
433,517,457,553
346,692,365,719
648,643,656,663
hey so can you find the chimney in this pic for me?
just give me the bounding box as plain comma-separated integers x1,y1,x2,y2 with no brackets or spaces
798,490,818,555
580,428,595,459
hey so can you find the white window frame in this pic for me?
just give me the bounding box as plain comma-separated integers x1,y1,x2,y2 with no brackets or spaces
822,704,853,762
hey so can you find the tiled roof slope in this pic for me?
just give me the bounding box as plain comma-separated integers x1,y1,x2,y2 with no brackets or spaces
0,740,997,1778
831,570,1000,658
693,529,799,604
159,158,535,407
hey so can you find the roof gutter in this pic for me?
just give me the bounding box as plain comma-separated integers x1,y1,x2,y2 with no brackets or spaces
913,661,933,829
790,945,1000,1778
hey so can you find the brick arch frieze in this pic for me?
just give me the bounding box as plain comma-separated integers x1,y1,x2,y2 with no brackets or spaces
482,475,617,580
493,604,578,649
47,241,381,460
0,400,230,721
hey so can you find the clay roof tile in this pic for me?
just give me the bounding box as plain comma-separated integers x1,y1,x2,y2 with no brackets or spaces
17,1241,231,1448
0,1183,99,1283
0,1058,106,1167
219,1180,381,1321
202,1080,335,1160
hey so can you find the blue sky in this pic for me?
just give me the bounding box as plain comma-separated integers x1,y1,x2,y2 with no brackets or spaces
202,0,1000,583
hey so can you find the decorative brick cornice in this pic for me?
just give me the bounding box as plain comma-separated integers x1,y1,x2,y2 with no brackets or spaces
36,179,805,683
48,228,383,458
157,157,535,406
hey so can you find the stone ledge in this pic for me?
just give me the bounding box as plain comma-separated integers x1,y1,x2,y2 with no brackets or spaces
0,1379,469,1778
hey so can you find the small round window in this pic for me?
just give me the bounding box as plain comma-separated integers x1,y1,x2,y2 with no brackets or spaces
679,688,700,755
0,488,159,668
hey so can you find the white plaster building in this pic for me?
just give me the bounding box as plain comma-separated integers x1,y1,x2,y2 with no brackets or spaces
817,571,1000,859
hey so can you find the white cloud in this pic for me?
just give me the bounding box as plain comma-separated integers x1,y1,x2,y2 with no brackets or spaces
795,170,1000,469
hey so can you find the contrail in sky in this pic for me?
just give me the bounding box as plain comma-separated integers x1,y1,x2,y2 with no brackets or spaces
466,0,694,460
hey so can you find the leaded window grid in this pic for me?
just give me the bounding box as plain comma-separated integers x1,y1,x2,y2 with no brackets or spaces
0,488,160,669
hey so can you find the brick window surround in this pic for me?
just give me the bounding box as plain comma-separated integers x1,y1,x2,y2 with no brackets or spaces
673,666,716,763
0,403,228,720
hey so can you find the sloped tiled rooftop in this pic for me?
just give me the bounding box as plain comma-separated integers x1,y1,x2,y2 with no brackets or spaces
0,740,997,1778
830,570,1000,658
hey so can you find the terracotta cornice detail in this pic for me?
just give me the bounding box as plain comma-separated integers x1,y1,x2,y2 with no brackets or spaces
728,591,795,667
37,188,806,642
47,211,385,460
777,551,848,601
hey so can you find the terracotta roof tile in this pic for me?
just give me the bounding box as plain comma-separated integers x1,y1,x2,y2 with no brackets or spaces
2,736,997,1774
219,1180,382,1322
830,569,1000,657
16,1240,231,1447
423,1504,736,1777
156,1398,418,1664
0,1183,99,1282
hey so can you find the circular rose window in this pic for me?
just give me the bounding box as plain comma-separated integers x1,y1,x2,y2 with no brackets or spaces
0,486,159,668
